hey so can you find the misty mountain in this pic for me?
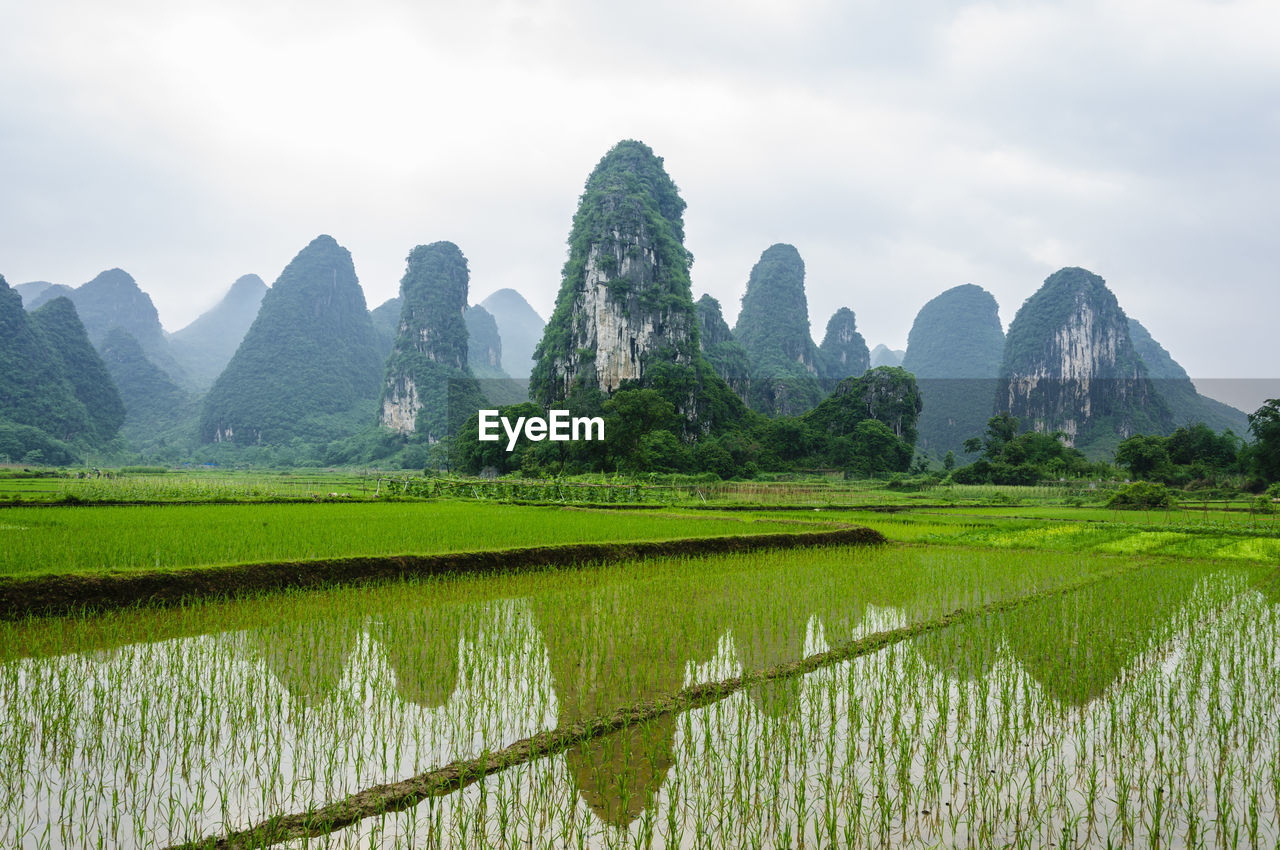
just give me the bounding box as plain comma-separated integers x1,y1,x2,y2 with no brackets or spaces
22,268,187,385
200,235,384,445
100,327,194,446
170,274,268,390
464,303,527,407
370,296,402,360
870,344,904,368
902,283,1006,459
13,281,69,306
479,288,544,379
1127,317,1248,433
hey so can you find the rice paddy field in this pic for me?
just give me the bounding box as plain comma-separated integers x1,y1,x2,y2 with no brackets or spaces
2,480,1279,848
0,502,816,579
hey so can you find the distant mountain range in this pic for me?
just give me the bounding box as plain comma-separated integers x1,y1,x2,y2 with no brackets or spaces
1,142,1252,469
19,269,186,385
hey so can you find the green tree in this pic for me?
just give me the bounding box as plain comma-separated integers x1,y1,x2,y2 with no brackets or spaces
1248,399,1280,482
603,389,677,469
964,412,1019,459
1115,434,1171,480
693,438,735,479
954,412,1098,485
636,430,690,473
849,420,911,477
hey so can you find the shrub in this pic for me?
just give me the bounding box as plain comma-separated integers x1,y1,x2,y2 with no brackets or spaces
1107,481,1175,510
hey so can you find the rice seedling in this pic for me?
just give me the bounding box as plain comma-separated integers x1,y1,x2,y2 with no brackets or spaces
0,502,818,580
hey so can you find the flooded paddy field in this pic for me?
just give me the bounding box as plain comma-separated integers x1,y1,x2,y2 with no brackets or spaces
4,536,1278,849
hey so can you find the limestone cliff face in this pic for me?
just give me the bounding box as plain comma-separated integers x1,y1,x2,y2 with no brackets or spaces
379,377,419,435
818,307,870,382
379,241,483,440
998,267,1169,448
537,218,696,401
579,227,690,393
530,140,747,435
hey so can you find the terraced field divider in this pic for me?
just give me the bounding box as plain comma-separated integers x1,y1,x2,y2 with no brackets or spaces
0,527,883,619
170,554,1245,850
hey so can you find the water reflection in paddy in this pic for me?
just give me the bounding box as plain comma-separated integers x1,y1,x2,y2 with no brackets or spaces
1,548,1275,848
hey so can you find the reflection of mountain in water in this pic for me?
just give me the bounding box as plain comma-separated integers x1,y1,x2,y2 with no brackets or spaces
913,565,1215,705
527,551,930,825
375,603,481,708
68,553,1233,841
727,573,823,718
531,581,710,827
247,618,360,708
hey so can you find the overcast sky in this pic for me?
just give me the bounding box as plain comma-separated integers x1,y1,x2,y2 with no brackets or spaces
3,0,1277,406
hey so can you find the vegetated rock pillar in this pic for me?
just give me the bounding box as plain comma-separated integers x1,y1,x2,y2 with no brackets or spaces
733,243,825,416
530,139,746,434
819,306,871,383
532,140,698,401
379,241,484,441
